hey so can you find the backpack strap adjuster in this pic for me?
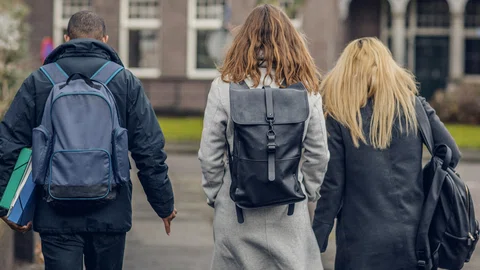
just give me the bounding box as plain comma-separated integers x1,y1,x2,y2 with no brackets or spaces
417,260,426,269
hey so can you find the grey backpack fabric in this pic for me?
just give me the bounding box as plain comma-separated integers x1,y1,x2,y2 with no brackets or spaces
228,81,308,223
32,61,129,206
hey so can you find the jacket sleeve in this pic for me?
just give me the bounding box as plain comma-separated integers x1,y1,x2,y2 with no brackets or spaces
312,116,345,253
198,78,227,207
0,76,36,217
301,94,330,202
127,74,174,218
420,97,461,167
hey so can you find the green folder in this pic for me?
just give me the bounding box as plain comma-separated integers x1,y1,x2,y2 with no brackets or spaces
0,148,32,210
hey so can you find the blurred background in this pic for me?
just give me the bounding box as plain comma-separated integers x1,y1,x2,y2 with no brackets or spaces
0,0,479,269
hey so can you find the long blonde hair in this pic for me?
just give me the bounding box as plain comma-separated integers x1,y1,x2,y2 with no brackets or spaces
220,4,321,93
321,37,418,149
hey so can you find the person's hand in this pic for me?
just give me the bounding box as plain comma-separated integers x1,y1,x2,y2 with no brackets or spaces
1,216,32,233
162,208,177,236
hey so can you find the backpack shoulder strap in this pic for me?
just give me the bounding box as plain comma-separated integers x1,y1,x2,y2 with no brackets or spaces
90,61,124,85
40,62,69,85
415,96,435,155
415,145,453,270
230,80,250,90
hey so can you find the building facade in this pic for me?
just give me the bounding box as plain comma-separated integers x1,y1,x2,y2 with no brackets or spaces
24,0,480,113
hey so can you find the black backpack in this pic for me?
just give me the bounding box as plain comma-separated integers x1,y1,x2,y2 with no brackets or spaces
415,97,479,270
227,81,309,224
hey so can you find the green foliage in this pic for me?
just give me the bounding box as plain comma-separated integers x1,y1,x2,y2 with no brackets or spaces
445,124,480,150
158,117,204,142
0,0,30,116
158,117,480,150
257,0,305,18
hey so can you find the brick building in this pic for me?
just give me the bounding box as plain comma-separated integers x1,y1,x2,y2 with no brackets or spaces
23,0,480,113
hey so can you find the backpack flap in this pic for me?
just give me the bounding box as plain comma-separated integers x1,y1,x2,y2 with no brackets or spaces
230,82,309,125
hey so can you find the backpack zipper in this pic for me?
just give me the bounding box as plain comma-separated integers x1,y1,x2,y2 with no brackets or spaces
465,184,475,244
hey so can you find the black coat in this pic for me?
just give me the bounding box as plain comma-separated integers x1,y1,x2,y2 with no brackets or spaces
0,39,174,233
313,98,461,270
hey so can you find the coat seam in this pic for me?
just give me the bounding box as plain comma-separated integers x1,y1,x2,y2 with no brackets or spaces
203,80,225,204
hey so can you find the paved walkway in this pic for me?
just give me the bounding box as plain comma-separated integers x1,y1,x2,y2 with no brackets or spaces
18,153,480,270
123,154,480,270
123,154,213,270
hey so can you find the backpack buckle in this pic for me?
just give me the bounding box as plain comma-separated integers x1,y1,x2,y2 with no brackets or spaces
417,260,426,269
267,142,276,153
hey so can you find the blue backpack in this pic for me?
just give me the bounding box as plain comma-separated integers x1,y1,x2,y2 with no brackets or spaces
32,61,130,206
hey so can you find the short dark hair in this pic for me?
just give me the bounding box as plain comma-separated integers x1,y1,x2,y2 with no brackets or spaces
67,11,106,40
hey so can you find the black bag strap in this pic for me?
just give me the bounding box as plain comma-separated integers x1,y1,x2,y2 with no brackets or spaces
90,61,124,85
414,97,454,270
40,62,69,85
415,144,453,270
265,86,276,181
415,97,435,154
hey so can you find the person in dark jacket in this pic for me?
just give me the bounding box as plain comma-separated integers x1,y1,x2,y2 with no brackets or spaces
312,37,461,270
0,11,176,270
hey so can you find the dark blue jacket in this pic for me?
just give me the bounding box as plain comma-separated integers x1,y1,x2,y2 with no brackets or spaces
0,39,174,233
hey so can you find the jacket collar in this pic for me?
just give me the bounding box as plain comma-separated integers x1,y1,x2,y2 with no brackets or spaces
43,38,124,66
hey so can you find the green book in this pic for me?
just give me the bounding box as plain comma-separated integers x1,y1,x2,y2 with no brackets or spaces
0,148,32,211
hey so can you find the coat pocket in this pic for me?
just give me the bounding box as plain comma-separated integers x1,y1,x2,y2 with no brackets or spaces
32,126,51,185
112,128,130,184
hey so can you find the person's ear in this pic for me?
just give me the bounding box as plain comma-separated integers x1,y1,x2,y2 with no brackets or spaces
102,35,109,44
64,34,71,42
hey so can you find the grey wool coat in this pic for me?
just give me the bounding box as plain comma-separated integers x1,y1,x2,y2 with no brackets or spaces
199,71,330,270
312,98,461,270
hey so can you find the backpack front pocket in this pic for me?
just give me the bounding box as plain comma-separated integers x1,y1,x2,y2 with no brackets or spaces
32,126,52,185
438,232,471,269
112,128,129,184
49,149,111,200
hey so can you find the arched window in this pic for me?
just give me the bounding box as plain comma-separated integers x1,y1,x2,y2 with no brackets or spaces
416,0,450,28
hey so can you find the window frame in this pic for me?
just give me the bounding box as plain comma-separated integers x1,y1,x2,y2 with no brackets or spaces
186,0,224,79
53,0,93,47
187,0,304,80
119,0,162,79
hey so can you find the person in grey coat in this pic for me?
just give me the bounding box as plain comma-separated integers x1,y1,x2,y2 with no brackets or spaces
313,37,461,270
199,4,330,270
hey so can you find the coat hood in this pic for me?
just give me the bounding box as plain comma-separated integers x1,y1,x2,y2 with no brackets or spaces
44,38,124,66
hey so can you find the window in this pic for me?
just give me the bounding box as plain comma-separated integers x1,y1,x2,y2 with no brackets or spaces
465,0,480,28
187,0,226,79
465,40,480,74
119,0,162,78
53,0,93,46
416,0,450,28
465,0,480,75
380,0,451,71
257,0,304,27
187,0,304,79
